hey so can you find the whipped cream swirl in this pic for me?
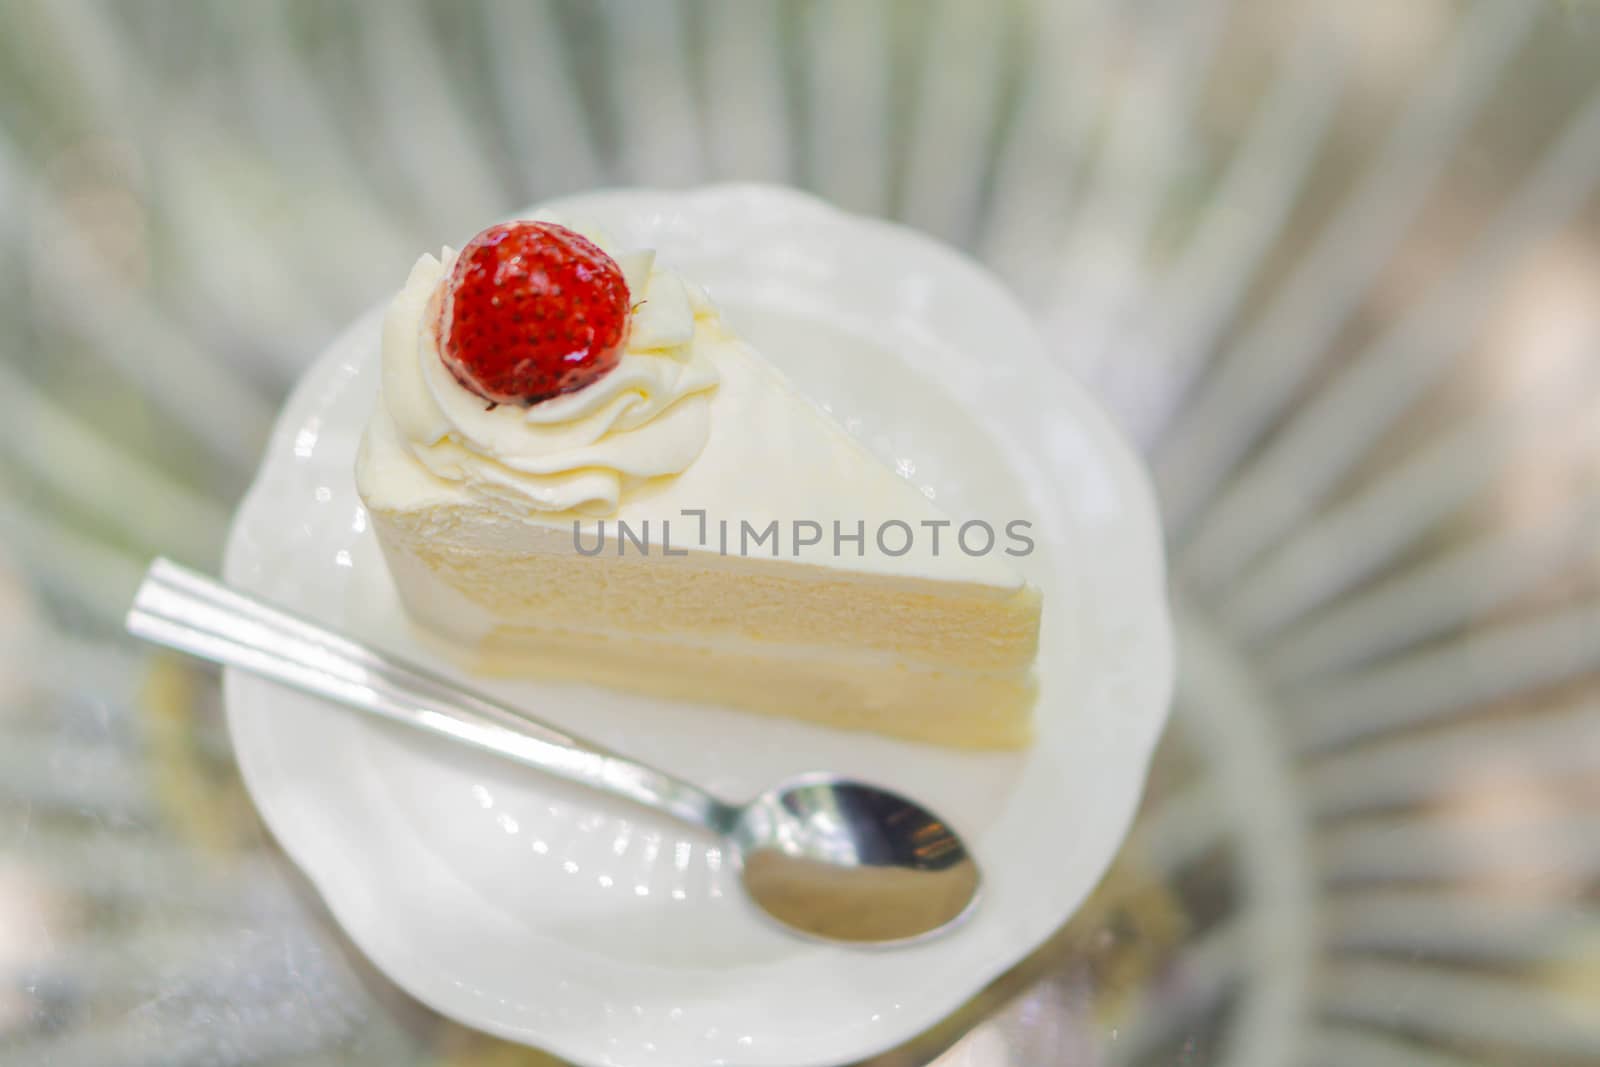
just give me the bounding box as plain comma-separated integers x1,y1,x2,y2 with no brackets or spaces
375,228,721,516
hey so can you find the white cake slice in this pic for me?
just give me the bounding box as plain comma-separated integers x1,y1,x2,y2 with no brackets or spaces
356,215,1042,748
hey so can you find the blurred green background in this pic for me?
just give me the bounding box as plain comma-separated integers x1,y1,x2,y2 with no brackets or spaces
1,2,1597,1065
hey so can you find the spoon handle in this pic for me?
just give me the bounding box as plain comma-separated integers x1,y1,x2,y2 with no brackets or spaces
125,558,735,833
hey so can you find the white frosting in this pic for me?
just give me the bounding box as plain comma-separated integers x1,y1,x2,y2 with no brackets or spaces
357,205,1026,590
372,229,721,517
359,322,1025,590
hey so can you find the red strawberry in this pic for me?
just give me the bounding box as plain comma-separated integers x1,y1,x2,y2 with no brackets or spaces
437,221,630,405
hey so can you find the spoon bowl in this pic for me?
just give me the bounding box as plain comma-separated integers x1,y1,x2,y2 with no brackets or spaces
733,777,981,944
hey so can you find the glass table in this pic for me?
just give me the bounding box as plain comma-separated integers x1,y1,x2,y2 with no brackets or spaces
1,2,1596,1064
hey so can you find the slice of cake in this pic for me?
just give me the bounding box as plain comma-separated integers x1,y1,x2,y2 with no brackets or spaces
356,215,1042,748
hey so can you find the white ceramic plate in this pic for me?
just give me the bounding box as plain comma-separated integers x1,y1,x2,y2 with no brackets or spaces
223,185,1173,1067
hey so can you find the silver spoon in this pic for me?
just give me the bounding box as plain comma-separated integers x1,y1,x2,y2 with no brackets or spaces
125,558,980,945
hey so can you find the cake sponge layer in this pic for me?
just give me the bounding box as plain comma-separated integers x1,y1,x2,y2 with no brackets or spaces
373,505,1042,673
371,505,1042,749
449,622,1035,750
